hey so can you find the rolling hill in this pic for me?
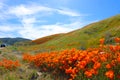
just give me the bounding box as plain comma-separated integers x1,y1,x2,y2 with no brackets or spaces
32,33,64,44
17,14,120,52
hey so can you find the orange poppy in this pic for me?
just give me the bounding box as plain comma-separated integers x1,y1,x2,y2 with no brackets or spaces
105,70,114,79
99,38,105,44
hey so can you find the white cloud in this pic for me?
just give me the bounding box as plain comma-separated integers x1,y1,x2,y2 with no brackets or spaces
18,20,88,40
56,9,81,16
8,4,81,17
6,4,84,40
18,24,72,39
21,17,36,25
0,25,22,32
0,3,91,39
0,26,15,32
10,5,33,16
8,5,53,17
0,19,91,39
0,25,22,38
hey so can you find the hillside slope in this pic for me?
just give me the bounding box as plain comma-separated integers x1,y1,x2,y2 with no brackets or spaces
18,14,120,52
32,33,64,44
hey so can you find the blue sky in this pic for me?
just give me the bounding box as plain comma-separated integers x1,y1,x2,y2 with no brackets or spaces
0,0,120,39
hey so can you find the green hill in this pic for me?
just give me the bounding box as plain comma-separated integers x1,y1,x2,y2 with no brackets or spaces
32,33,64,44
17,14,120,52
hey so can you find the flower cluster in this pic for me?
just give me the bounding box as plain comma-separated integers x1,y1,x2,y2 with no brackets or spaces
0,58,20,70
23,37,120,80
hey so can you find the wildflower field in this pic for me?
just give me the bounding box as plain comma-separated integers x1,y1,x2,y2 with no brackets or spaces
23,37,120,80
0,58,20,70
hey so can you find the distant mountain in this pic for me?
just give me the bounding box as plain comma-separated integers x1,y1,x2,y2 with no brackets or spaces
0,37,31,45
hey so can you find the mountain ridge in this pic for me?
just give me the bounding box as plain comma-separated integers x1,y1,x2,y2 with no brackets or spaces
0,37,31,45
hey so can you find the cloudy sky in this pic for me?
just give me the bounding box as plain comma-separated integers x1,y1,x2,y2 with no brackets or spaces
0,0,120,40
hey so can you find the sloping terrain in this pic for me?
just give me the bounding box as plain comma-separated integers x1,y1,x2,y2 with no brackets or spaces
17,14,120,52
32,33,64,44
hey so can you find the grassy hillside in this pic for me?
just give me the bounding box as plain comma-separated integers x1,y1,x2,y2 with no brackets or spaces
17,14,120,52
32,33,64,44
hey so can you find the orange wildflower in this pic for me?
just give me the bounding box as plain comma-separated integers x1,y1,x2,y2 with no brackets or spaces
99,38,105,44
117,57,120,63
106,64,111,69
84,70,92,78
90,69,98,75
109,45,115,52
93,62,101,70
114,37,120,43
110,60,116,66
0,61,3,66
92,56,98,63
65,67,72,74
100,55,107,62
77,61,87,69
105,70,114,79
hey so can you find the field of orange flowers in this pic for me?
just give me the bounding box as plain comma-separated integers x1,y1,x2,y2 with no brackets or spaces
0,58,20,70
23,37,120,80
